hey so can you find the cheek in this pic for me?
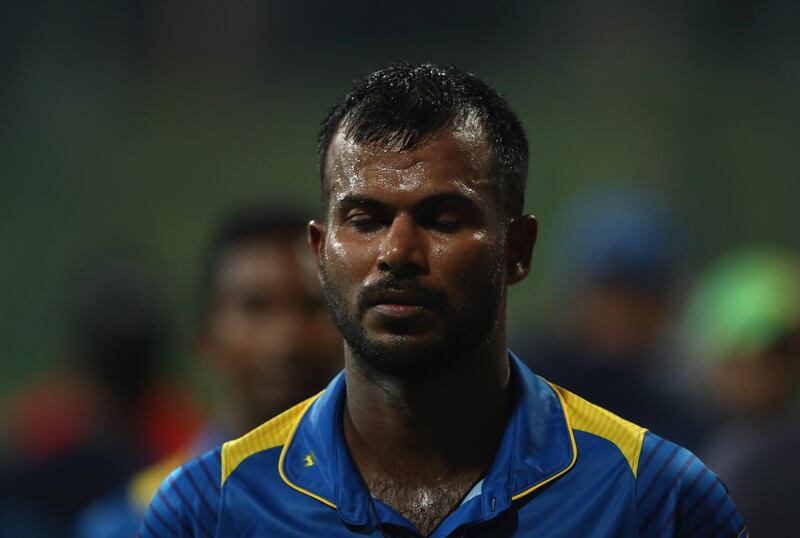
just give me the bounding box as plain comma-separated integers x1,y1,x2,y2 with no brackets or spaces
213,312,276,361
434,235,501,282
324,233,349,262
307,318,344,364
324,234,376,282
312,314,342,343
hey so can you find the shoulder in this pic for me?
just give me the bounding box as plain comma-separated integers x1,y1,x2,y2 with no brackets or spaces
139,396,320,537
220,394,318,486
76,449,192,538
74,487,139,538
549,382,748,536
139,448,222,538
550,382,647,476
635,431,748,538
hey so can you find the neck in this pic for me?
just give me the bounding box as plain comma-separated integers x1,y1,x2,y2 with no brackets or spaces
343,337,512,480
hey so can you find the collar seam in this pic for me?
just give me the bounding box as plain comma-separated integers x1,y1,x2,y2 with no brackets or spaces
510,380,578,501
277,391,337,509
505,405,521,498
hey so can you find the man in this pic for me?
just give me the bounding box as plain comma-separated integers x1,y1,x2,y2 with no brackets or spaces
76,207,342,537
522,187,706,450
141,63,746,537
682,248,800,536
194,207,343,434
1,256,200,538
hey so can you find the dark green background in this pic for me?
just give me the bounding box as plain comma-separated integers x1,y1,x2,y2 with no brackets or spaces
2,1,799,396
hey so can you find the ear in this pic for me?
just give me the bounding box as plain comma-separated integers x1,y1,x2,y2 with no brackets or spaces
308,220,327,276
505,214,538,285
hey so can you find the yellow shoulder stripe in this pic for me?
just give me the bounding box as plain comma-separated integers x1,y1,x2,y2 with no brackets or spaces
129,449,191,511
549,383,647,477
221,393,321,486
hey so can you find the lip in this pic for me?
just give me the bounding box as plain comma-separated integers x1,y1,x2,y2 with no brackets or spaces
366,289,440,309
371,303,429,317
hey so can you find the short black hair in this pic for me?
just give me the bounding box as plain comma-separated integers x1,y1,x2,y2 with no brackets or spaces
317,62,529,216
198,206,309,323
70,256,168,401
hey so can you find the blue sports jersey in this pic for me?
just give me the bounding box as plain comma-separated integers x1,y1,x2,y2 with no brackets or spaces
140,352,747,537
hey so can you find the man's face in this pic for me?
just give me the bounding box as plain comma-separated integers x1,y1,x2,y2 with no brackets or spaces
311,128,511,377
203,237,342,424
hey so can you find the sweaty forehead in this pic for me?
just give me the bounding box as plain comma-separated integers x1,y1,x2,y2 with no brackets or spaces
324,126,496,201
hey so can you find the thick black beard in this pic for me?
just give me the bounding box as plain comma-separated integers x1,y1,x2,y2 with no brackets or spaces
320,264,504,381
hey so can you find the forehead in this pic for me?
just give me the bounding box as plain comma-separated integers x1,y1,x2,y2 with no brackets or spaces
216,237,317,291
324,127,497,204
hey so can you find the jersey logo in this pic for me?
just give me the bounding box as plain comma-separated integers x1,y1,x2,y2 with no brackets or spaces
303,451,316,467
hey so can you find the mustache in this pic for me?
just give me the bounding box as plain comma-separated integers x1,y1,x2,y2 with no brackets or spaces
357,275,448,313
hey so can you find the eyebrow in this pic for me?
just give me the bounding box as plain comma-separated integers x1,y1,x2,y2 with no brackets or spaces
335,192,480,214
335,195,387,213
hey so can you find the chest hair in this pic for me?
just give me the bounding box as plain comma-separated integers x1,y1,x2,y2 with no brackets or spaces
369,472,482,536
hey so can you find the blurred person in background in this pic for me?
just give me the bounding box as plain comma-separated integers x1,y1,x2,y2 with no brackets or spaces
682,247,800,536
74,206,343,538
519,187,705,449
0,256,203,537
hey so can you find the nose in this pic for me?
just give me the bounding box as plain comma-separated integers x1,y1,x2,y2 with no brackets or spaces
376,213,428,275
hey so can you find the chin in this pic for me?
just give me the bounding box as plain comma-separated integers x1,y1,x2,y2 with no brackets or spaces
352,332,461,379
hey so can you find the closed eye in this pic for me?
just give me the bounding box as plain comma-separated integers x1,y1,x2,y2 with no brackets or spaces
428,218,461,232
417,208,466,233
414,193,482,233
346,212,384,232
